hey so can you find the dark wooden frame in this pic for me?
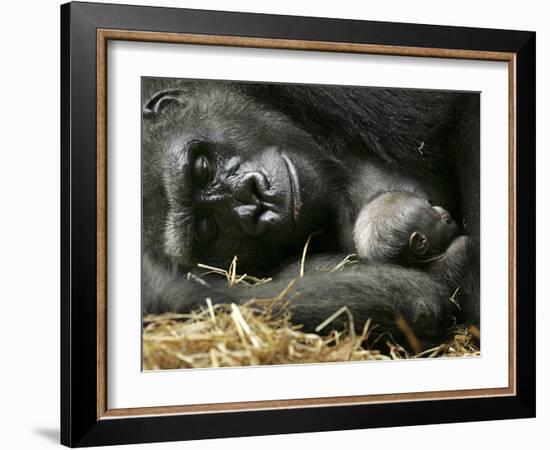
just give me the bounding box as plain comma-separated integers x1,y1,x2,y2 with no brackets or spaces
61,1,536,447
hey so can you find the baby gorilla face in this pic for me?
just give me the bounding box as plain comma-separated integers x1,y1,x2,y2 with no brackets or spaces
353,191,461,264
407,199,461,259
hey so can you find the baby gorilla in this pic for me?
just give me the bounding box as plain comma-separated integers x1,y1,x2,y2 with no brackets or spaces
353,191,469,286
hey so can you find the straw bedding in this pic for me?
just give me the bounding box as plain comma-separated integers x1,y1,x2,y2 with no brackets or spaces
143,257,479,370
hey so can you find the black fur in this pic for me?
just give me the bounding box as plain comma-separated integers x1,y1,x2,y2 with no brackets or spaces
142,78,479,350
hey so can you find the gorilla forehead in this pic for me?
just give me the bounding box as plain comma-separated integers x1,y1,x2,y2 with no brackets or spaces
160,83,317,155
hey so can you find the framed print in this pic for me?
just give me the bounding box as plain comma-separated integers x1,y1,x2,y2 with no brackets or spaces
60,1,536,447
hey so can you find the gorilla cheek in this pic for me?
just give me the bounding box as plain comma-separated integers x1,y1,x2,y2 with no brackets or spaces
283,153,333,240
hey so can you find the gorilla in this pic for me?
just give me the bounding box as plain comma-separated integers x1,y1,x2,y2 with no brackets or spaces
353,191,469,287
142,78,480,349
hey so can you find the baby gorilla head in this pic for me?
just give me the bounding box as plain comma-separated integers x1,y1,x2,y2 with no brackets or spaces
353,191,461,265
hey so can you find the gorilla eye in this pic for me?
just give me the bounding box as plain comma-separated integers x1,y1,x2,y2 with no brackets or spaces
441,214,453,225
192,154,213,186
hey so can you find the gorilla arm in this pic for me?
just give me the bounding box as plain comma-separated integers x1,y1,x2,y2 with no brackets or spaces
142,253,239,315
286,264,458,345
143,253,459,348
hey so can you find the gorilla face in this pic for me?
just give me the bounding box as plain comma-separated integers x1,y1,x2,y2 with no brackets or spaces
411,202,461,255
145,84,335,272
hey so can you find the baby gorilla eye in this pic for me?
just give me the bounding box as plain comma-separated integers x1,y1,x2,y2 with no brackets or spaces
191,154,212,186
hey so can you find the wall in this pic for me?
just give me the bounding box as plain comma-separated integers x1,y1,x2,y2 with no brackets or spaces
0,0,545,448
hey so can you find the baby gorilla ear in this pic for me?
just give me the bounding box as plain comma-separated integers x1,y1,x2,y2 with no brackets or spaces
409,231,429,255
143,89,188,119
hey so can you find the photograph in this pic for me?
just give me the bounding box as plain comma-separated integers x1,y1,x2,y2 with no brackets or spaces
141,78,481,370
58,2,536,446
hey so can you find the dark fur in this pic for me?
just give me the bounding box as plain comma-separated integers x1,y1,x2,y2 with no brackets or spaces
142,78,479,350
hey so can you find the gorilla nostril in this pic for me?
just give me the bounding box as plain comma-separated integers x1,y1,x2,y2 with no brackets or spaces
235,172,269,205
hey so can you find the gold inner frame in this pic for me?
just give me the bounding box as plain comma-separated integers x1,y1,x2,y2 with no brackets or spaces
96,29,517,420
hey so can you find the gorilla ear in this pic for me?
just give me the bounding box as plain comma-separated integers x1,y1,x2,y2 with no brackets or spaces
143,89,188,119
409,231,429,256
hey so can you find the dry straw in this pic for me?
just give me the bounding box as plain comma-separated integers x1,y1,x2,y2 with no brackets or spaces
143,252,479,370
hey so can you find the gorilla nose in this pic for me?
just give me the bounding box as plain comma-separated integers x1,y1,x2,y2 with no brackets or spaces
201,171,277,236
233,172,270,205
229,172,277,235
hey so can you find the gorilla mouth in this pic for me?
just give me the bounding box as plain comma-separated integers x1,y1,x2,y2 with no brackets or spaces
281,153,301,222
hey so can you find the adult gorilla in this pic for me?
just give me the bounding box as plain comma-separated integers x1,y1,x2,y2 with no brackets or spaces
142,78,479,349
